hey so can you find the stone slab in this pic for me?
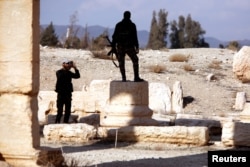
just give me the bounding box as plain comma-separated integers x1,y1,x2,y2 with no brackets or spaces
100,115,159,127
43,123,96,143
222,121,250,147
98,126,209,146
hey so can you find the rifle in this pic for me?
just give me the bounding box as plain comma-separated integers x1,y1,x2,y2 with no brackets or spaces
104,36,119,68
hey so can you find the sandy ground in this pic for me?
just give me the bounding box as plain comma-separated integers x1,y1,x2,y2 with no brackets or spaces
40,47,250,167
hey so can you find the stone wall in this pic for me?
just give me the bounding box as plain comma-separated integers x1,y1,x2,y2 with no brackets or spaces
0,0,40,166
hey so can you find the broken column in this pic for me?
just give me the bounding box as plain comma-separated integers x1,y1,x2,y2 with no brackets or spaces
0,0,40,166
100,81,158,127
172,81,183,113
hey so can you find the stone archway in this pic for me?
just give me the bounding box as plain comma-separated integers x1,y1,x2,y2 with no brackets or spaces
0,0,40,166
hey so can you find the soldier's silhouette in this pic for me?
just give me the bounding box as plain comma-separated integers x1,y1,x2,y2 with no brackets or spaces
112,11,144,82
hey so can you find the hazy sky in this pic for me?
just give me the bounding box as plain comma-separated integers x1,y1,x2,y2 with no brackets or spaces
40,0,250,41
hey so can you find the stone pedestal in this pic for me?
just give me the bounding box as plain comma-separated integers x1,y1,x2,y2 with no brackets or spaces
0,0,40,166
100,81,158,127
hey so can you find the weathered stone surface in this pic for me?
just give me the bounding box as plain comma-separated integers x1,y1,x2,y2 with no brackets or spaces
0,1,40,165
175,114,225,135
101,81,158,127
149,82,172,115
222,121,250,147
0,161,12,167
234,92,246,111
0,62,39,93
98,126,209,146
0,0,40,166
240,102,250,123
233,46,250,82
82,80,110,112
103,105,153,117
109,81,149,105
0,94,40,154
172,81,183,113
43,123,96,143
176,115,221,127
100,114,159,127
81,80,176,115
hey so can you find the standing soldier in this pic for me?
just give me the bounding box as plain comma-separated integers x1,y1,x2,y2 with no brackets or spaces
55,60,80,123
112,11,144,82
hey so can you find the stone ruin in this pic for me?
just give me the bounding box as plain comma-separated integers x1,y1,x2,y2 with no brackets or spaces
41,80,209,146
40,79,250,148
1,1,250,166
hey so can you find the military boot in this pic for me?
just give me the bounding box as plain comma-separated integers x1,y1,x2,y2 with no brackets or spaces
120,67,126,82
133,64,144,82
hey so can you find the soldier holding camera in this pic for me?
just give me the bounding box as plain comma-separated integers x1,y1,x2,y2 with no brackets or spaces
55,60,80,123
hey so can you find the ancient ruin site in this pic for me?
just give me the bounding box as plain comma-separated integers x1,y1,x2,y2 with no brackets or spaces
36,46,250,166
1,1,250,167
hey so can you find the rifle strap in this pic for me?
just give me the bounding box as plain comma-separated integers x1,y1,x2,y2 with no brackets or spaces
111,52,119,68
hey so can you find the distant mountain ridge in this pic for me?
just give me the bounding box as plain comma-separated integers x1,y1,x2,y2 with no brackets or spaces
41,24,250,48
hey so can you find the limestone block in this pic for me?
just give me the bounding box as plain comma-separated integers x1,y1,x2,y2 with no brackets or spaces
43,123,96,143
233,46,250,82
82,80,110,112
0,94,40,155
0,1,39,63
240,102,250,123
0,161,11,167
234,92,246,110
98,126,209,146
38,91,57,124
0,61,39,93
109,81,149,105
103,105,153,117
175,114,223,135
0,0,39,94
100,114,159,127
222,121,250,147
172,81,183,113
82,80,174,114
149,82,172,115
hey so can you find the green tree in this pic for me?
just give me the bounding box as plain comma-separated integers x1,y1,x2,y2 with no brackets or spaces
147,10,168,49
178,15,185,48
91,29,109,50
227,41,239,51
169,20,179,48
169,14,208,48
158,9,168,48
40,22,58,47
147,11,158,49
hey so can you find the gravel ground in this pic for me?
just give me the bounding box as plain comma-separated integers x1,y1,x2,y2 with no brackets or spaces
40,47,250,167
